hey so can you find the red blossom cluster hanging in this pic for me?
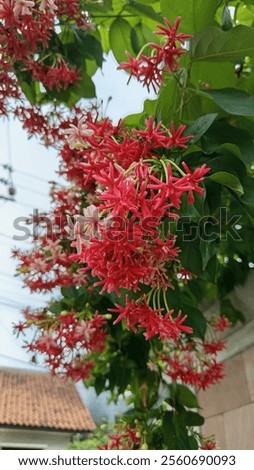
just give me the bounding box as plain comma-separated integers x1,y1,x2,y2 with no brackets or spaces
1,1,236,449
14,307,107,380
119,17,192,91
13,184,88,291
157,316,231,390
14,107,211,342
0,0,93,115
58,112,209,339
98,425,141,450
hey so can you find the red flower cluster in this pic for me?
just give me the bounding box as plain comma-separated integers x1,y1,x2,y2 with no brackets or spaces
14,108,209,340
160,322,228,391
0,0,92,115
201,439,217,450
110,296,192,341
119,17,192,91
14,308,107,381
58,114,208,339
99,425,141,450
13,184,88,291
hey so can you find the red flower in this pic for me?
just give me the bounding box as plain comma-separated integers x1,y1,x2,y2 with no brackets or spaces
110,296,192,341
211,315,232,332
154,17,192,46
119,17,191,91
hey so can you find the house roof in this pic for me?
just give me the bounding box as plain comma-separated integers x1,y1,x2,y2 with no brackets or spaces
0,368,96,432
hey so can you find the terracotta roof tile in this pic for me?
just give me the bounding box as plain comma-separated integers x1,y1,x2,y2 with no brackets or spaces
0,368,96,432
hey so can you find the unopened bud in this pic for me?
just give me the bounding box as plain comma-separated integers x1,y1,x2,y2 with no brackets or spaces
141,443,148,450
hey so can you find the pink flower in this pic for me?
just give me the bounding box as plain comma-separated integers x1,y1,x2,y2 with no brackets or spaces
39,0,57,13
13,0,34,17
64,116,94,149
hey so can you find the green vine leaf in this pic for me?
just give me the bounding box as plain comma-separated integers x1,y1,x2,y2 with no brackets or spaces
209,172,244,197
109,18,134,63
160,0,219,34
190,25,254,62
204,88,254,117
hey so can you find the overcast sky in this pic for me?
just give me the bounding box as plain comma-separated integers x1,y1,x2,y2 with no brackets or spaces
0,53,153,369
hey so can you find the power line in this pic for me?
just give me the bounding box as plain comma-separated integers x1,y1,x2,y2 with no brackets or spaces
4,198,47,210
0,274,23,287
0,353,45,370
13,199,45,210
0,353,32,365
0,231,11,239
15,183,49,198
15,169,53,184
0,163,51,185
0,231,31,243
0,270,20,279
0,292,40,305
0,300,41,312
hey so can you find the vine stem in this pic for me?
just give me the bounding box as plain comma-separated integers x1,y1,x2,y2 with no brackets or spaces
160,159,169,183
147,287,156,306
162,289,170,312
167,159,186,177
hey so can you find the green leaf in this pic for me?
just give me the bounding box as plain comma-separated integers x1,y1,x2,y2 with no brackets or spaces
241,176,254,206
186,113,218,144
49,302,63,314
73,33,103,67
189,436,199,450
204,88,254,117
209,172,244,196
77,71,96,98
205,255,218,285
124,98,156,127
190,62,236,89
201,120,254,164
160,0,219,34
162,411,190,449
156,78,181,124
217,143,242,161
190,25,254,62
99,24,110,53
200,239,218,271
19,80,37,104
109,18,134,63
181,89,220,125
175,384,200,409
183,411,204,427
182,306,207,339
207,154,247,182
126,1,162,22
180,193,205,219
220,298,245,324
162,411,175,447
61,286,77,298
59,26,75,46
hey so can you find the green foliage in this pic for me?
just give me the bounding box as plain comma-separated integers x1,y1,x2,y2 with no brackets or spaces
12,0,254,450
58,0,254,448
190,25,254,62
160,0,220,34
70,424,113,450
109,18,135,63
204,88,254,116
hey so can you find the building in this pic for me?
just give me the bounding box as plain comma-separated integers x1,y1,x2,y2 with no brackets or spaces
200,272,254,449
0,368,96,450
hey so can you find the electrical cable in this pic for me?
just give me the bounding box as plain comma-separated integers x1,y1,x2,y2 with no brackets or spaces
14,183,49,198
15,169,53,184
0,353,45,369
